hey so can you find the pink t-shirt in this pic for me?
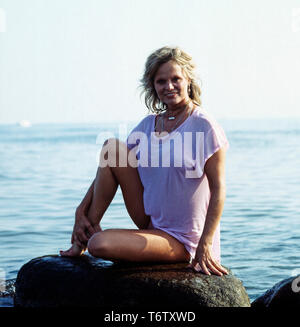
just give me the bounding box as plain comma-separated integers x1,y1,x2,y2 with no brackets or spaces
127,107,229,262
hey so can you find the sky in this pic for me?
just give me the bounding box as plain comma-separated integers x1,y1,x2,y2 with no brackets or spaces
0,0,300,124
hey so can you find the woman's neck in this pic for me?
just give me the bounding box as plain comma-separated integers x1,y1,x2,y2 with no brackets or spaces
165,100,192,116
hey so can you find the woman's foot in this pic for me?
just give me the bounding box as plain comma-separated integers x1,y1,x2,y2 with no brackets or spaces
60,223,102,257
60,243,86,257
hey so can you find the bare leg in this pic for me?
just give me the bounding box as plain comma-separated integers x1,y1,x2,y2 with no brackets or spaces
87,228,191,263
60,139,149,257
88,139,149,228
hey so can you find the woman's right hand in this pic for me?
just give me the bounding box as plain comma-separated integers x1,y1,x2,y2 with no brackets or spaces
71,206,97,247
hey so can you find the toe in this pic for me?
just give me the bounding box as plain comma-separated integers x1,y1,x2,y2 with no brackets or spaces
60,249,71,257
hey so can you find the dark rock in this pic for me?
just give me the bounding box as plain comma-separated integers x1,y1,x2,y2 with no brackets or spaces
0,278,15,298
0,278,16,307
14,255,250,308
252,275,300,308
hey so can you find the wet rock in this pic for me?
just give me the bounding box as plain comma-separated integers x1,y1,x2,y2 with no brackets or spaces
0,278,15,298
252,275,300,308
14,255,250,307
0,278,16,307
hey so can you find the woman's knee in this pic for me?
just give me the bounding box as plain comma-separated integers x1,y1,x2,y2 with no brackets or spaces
87,231,111,258
99,138,130,168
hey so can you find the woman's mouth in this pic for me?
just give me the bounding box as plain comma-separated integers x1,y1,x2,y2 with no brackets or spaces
165,92,177,98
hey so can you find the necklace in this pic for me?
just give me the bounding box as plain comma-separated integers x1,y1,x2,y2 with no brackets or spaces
164,106,187,121
155,103,194,134
166,111,180,121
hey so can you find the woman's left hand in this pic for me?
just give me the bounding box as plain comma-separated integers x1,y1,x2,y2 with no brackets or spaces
189,241,228,276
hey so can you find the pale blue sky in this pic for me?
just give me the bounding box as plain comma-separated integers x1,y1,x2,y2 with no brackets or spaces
0,0,300,123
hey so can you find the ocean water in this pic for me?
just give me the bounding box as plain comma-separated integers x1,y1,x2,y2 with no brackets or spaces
0,117,299,306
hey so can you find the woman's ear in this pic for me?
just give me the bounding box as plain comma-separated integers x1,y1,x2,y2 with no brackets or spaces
188,82,193,97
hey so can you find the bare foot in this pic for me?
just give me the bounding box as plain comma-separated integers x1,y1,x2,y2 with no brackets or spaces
60,224,102,257
60,243,86,257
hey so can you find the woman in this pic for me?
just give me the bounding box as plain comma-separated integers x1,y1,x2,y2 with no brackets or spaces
60,46,229,276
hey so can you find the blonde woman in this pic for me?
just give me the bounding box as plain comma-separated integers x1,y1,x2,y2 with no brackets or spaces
60,47,229,276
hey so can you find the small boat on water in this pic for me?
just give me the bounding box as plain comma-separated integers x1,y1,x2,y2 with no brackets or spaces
18,120,32,128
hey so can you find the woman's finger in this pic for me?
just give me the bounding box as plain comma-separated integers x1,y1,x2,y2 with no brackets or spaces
190,259,200,270
81,228,89,241
85,221,96,237
74,239,83,248
207,256,227,274
78,216,94,238
211,260,228,275
188,260,200,272
199,261,211,275
206,259,223,276
193,262,201,272
72,234,82,248
190,257,228,276
78,230,88,243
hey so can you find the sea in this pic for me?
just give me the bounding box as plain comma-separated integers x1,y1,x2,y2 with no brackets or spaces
0,117,299,307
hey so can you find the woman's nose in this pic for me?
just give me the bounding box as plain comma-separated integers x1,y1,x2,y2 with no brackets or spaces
165,81,174,90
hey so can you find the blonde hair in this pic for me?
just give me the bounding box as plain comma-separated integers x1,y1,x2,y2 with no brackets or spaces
140,46,202,114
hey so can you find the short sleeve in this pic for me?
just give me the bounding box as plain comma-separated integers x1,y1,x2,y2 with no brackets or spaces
126,115,153,150
184,118,229,179
126,120,145,150
204,124,229,163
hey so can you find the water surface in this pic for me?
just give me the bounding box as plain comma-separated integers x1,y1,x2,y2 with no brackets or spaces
0,118,299,306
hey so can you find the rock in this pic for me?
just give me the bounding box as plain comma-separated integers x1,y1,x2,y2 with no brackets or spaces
0,278,16,298
252,275,300,308
14,255,250,308
0,278,15,307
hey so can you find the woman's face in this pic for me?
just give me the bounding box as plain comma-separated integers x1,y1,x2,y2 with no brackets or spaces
153,60,190,109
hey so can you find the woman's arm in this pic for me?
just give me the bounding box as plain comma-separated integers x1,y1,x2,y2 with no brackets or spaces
76,179,95,216
71,179,97,247
190,147,228,276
